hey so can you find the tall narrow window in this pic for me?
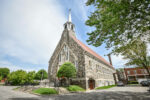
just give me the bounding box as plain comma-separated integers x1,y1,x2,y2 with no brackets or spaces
75,60,78,70
89,60,92,66
64,45,66,51
127,71,130,74
59,53,61,62
67,47,69,60
134,70,137,74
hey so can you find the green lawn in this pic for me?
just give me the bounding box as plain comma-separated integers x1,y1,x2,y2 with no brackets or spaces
32,88,58,95
66,85,85,92
96,85,116,90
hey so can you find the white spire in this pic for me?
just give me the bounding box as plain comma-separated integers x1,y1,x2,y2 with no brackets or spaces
68,9,72,22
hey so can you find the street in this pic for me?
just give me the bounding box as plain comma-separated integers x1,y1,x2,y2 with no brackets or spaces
0,86,150,100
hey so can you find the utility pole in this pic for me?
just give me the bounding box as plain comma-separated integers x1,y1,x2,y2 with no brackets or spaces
41,71,43,83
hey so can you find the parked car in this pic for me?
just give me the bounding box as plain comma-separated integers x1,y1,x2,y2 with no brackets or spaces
140,80,150,86
117,81,125,86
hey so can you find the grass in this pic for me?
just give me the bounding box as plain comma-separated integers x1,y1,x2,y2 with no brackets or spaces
66,85,85,92
32,88,58,95
96,85,116,90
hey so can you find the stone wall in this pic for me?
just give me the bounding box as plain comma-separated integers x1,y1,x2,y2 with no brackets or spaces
48,28,116,89
70,78,86,89
68,33,85,78
48,30,69,82
48,30,86,84
84,54,116,88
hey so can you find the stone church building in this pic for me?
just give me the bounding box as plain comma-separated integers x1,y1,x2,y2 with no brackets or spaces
48,10,116,89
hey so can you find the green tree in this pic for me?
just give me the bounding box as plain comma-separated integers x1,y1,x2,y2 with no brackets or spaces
86,0,150,53
0,68,10,78
25,71,36,84
118,39,150,76
8,70,27,85
57,62,76,85
0,76,2,81
35,69,48,80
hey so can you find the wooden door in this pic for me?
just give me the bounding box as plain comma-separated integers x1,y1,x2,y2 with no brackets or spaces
89,80,95,90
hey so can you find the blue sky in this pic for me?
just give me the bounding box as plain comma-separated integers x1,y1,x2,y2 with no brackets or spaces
0,0,127,72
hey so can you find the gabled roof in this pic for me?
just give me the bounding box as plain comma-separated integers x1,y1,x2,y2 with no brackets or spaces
70,34,114,69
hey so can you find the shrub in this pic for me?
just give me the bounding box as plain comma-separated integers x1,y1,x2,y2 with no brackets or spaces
128,81,138,84
67,85,85,92
57,62,76,78
33,88,58,94
31,81,40,85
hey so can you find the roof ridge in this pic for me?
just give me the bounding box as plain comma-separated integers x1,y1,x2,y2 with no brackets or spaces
70,34,114,69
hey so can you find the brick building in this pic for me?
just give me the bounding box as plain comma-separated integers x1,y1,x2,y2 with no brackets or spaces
124,67,150,81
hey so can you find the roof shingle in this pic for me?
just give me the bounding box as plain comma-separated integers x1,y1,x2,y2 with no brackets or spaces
70,34,114,69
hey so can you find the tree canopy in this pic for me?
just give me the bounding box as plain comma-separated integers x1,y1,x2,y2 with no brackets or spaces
57,62,76,78
0,68,10,78
26,71,36,84
86,0,150,53
8,70,27,85
34,69,48,80
7,70,40,85
119,39,150,75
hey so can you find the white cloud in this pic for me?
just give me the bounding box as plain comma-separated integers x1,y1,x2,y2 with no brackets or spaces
0,0,66,67
110,55,128,68
0,60,37,72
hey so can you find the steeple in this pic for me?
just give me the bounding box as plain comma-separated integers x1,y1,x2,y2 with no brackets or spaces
64,9,75,35
68,9,72,22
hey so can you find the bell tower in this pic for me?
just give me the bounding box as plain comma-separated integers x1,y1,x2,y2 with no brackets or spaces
64,9,76,36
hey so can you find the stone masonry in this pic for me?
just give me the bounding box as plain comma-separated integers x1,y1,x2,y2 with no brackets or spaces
48,11,116,89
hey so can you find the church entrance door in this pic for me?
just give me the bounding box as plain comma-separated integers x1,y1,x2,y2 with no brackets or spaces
88,78,95,90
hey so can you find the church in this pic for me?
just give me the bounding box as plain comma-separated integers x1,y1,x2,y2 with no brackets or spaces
48,10,116,89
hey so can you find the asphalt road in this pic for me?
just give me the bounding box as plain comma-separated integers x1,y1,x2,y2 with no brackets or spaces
0,86,150,100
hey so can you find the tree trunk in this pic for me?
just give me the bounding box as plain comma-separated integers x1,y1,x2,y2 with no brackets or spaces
67,77,70,86
142,63,150,77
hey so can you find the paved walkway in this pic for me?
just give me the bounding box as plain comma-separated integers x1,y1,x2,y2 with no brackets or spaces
94,85,149,92
0,86,150,100
0,86,39,100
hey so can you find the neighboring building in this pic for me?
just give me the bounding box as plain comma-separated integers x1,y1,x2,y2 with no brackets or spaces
124,67,150,81
48,10,116,89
